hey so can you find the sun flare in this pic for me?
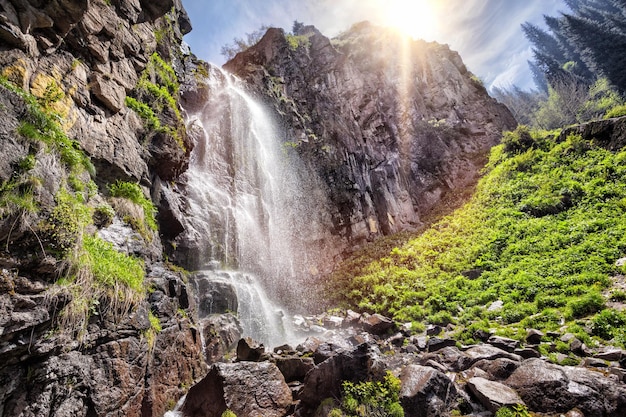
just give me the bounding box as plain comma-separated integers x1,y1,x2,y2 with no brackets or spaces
381,0,439,41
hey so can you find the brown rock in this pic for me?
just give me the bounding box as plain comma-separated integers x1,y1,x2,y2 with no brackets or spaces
181,362,292,417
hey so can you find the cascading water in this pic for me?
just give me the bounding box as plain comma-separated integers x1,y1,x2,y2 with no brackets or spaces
179,66,324,348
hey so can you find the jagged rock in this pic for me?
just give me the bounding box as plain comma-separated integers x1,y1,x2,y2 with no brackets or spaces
525,329,544,345
225,22,516,273
594,349,623,362
299,343,384,410
423,346,473,372
399,364,458,417
467,377,524,413
181,361,292,417
360,313,395,335
464,344,523,365
559,116,626,151
427,337,457,352
514,347,541,359
236,337,265,362
472,358,520,380
201,314,242,364
273,356,315,383
506,358,626,416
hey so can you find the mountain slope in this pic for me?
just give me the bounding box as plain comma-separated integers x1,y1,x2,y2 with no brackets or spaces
330,120,626,347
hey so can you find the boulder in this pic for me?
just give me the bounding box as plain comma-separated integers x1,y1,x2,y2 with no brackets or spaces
360,313,395,336
181,362,292,417
236,338,265,362
467,377,524,413
299,343,383,409
399,364,458,417
487,336,519,352
506,358,626,415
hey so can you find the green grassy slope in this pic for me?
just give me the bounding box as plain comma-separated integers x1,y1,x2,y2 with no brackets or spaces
328,126,626,347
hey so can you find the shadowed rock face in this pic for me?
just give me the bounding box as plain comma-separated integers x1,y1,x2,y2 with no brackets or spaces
0,1,205,416
225,23,516,256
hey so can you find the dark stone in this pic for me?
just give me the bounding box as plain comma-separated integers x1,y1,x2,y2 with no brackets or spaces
487,336,519,352
181,362,292,417
236,338,265,362
361,313,395,336
427,337,457,352
525,328,544,345
399,364,458,417
274,356,315,383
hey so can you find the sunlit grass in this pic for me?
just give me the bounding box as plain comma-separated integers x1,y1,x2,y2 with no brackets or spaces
330,126,626,346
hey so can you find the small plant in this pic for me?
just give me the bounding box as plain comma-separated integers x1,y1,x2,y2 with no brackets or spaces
495,404,531,417
221,410,237,417
108,180,158,232
335,371,404,417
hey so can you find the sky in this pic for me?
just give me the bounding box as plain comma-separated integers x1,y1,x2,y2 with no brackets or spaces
182,0,567,91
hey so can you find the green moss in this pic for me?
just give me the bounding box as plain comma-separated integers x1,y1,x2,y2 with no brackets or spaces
285,34,311,51
125,96,161,130
108,180,157,232
126,53,186,151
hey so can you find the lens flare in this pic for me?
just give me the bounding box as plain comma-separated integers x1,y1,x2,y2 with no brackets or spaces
382,0,439,41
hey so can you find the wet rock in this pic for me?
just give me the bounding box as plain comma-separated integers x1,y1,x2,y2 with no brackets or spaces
225,22,516,268
467,377,524,413
299,343,383,409
236,338,265,362
274,356,315,383
399,364,458,417
181,361,292,417
201,314,242,364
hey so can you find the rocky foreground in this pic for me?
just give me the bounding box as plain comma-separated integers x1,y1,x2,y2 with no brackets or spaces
181,311,626,417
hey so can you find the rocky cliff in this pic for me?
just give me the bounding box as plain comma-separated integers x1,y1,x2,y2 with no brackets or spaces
224,22,516,252
0,1,205,416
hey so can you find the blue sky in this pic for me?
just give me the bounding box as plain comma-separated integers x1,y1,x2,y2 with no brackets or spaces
182,0,566,91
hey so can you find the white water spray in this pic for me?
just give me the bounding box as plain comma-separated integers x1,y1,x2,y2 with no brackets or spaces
179,66,322,347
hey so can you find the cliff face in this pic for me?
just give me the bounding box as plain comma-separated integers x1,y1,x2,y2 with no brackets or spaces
0,1,204,416
225,23,516,247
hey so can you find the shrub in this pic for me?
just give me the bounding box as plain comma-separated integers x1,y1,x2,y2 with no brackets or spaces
604,104,626,119
591,309,626,341
495,404,531,417
337,371,404,417
568,292,605,318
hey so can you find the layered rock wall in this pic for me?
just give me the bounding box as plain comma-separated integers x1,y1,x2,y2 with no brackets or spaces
0,1,205,416
225,22,516,252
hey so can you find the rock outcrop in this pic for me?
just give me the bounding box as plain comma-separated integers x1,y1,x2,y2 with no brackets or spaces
0,1,205,416
225,22,516,256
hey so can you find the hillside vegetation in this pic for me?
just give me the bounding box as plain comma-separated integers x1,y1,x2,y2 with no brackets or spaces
329,125,626,348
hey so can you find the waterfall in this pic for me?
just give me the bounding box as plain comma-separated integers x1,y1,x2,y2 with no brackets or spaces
178,66,322,347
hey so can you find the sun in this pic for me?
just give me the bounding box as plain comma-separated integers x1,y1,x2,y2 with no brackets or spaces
381,0,439,41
